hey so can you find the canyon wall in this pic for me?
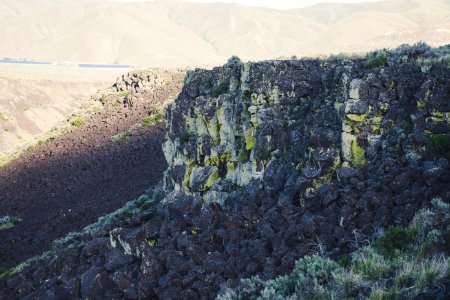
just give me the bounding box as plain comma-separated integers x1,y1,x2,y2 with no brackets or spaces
163,58,449,222
1,58,449,299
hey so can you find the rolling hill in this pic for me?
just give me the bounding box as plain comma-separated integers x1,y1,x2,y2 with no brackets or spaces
0,0,449,66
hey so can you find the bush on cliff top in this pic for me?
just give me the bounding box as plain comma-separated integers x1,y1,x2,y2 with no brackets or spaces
325,42,450,70
364,51,388,69
227,55,242,65
218,198,450,300
363,42,450,69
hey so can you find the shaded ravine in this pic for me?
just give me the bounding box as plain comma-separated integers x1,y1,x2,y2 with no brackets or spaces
0,79,182,269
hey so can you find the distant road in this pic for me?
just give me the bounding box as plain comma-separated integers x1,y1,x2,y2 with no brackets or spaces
0,59,51,65
79,63,132,69
1,60,133,69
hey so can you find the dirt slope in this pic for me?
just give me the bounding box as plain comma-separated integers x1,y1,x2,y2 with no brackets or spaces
0,63,129,156
0,70,184,269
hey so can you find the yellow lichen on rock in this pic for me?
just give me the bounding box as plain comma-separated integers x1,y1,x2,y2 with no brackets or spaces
204,168,219,190
351,140,366,168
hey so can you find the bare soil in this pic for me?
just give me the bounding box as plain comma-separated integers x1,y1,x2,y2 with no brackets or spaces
0,64,127,155
0,83,181,269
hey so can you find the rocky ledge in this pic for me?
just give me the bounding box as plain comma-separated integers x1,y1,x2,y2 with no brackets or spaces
0,53,449,299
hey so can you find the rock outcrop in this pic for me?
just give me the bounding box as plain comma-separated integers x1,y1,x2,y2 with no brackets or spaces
1,58,449,299
113,69,184,106
163,59,449,211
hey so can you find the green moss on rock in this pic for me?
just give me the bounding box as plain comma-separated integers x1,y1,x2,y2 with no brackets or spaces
220,151,232,162
226,161,236,176
245,131,255,150
417,101,427,109
352,140,366,168
217,107,224,120
347,114,366,122
182,161,195,188
204,168,219,190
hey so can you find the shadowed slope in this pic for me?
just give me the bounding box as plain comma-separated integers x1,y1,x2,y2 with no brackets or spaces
0,75,183,268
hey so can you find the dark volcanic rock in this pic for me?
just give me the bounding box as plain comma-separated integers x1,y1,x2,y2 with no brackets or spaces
1,58,449,300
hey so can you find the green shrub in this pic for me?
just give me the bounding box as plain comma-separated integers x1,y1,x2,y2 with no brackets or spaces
352,247,391,280
1,192,159,281
142,112,164,128
359,43,450,69
416,257,448,290
374,226,418,258
140,202,151,211
71,116,85,128
218,198,450,300
218,256,338,299
416,229,442,258
111,130,134,142
336,255,352,268
100,93,107,104
119,210,133,220
291,255,338,288
240,276,265,298
216,291,238,300
367,289,386,300
0,112,8,121
364,52,388,69
410,208,435,237
328,52,364,61
333,269,362,296
262,275,294,298
412,198,449,257
227,55,242,65
394,263,416,289
118,91,129,98
368,287,399,300
0,216,22,231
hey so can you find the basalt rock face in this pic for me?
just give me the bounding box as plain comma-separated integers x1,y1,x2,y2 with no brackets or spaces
1,60,449,299
163,59,449,211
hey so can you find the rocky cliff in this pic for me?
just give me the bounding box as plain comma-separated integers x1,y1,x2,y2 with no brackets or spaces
1,56,449,299
163,58,449,214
